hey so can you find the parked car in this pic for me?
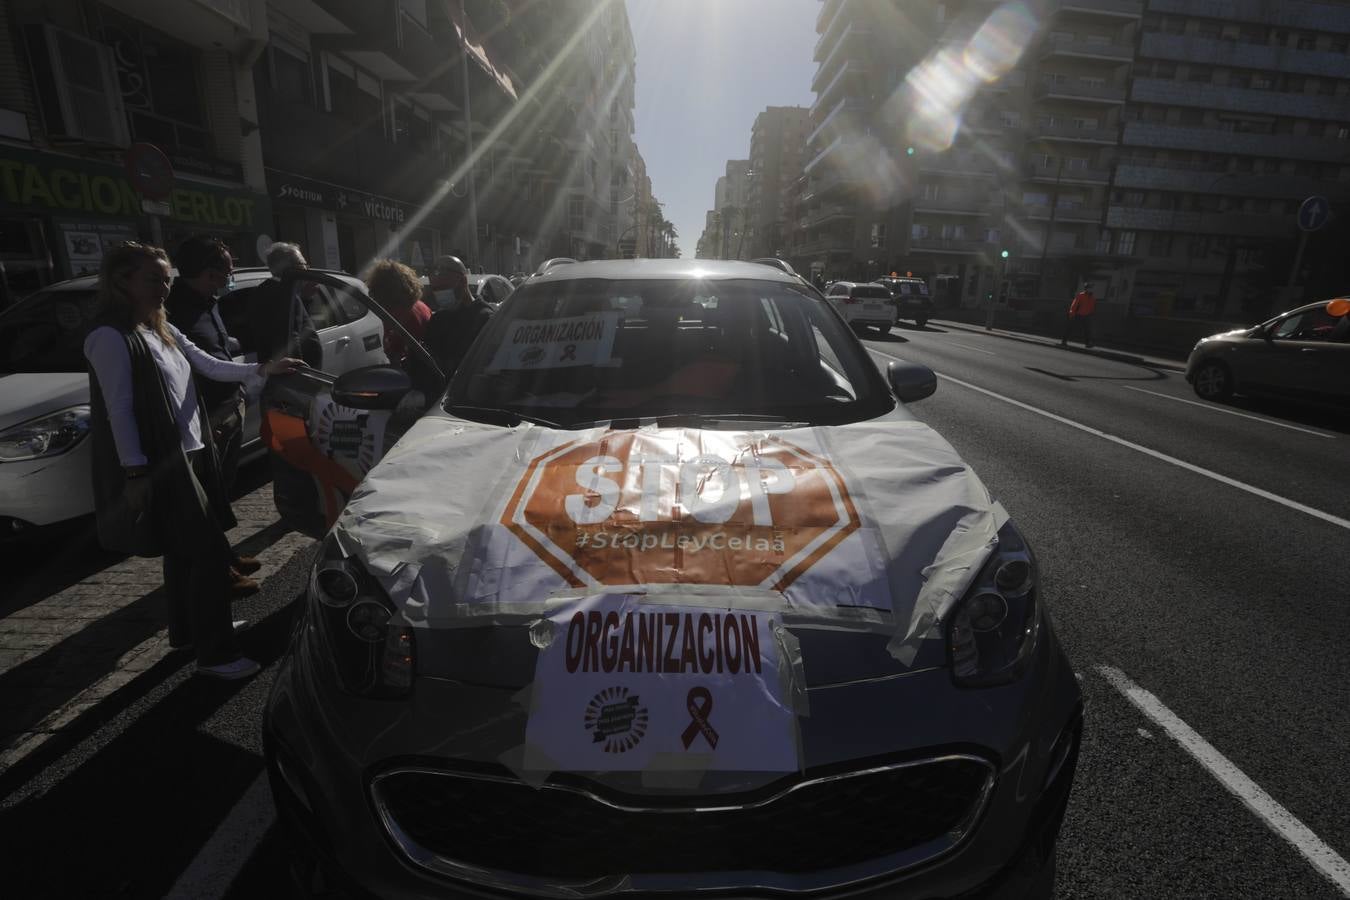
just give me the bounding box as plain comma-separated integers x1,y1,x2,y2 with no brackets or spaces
468,273,515,307
0,267,386,537
750,257,799,277
261,260,1081,900
824,280,899,332
1186,297,1349,405
535,257,578,276
875,276,934,327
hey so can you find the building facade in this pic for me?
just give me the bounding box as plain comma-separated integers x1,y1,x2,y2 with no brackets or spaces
746,106,808,260
799,0,1350,319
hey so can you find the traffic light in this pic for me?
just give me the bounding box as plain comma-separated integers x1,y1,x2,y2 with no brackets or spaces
1000,249,1010,259
905,146,915,156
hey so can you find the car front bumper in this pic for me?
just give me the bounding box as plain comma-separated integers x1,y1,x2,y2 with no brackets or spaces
0,439,95,532
264,614,1081,900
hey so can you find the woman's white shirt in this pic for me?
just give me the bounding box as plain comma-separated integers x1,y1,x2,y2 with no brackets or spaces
84,323,264,467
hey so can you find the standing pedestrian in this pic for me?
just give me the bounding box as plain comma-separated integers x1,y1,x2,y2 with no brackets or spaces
246,242,323,368
165,236,259,594
366,259,431,369
423,255,493,378
84,243,301,679
1061,283,1096,348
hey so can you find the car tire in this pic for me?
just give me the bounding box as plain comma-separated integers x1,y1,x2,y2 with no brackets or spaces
916,316,928,328
1192,359,1233,402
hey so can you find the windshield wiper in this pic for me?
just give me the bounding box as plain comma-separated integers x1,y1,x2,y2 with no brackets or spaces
444,404,567,429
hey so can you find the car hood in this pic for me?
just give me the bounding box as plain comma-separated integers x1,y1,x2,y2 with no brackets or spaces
331,411,1005,689
0,373,88,431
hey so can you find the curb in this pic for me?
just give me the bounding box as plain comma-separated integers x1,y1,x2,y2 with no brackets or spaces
929,319,1189,373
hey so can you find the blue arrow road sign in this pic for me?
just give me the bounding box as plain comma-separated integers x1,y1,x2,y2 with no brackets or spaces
1297,195,1330,232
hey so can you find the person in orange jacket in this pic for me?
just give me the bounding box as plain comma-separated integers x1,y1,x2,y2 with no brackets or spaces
1061,283,1096,348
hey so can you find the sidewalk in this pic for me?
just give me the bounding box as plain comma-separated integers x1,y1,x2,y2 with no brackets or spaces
930,318,1189,373
0,482,312,773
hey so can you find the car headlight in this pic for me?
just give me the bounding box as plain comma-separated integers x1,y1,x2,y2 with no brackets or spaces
308,536,415,698
947,520,1041,688
0,405,91,462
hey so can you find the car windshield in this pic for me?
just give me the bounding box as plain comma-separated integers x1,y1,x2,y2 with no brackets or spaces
0,288,98,373
446,277,893,428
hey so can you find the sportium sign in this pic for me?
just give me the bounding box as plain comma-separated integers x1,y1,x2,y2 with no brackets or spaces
502,430,861,590
0,147,260,229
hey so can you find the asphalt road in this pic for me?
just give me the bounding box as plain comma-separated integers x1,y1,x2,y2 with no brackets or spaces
2,324,1347,899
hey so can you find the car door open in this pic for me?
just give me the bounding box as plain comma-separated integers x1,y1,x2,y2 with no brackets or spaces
261,270,446,538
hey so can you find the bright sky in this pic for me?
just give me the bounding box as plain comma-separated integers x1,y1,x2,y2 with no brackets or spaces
626,0,818,258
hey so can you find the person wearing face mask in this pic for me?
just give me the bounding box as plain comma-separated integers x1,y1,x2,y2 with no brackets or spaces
165,236,260,595
422,255,493,379
84,243,302,680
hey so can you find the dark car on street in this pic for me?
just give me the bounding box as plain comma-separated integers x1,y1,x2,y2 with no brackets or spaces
259,260,1082,899
876,276,935,327
1186,297,1350,405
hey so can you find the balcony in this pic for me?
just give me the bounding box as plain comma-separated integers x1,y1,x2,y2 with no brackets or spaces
808,167,865,199
808,99,867,147
258,95,451,203
797,234,855,256
1032,122,1117,144
909,236,997,255
1034,80,1127,104
1053,0,1143,19
912,195,997,215
812,58,869,100
1106,206,1295,237
919,151,1003,177
804,203,857,227
1027,161,1112,184
1122,122,1350,164
1129,78,1349,121
1112,165,1339,200
815,0,853,55
1137,33,1350,78
1040,36,1133,62
1148,0,1350,31
814,26,865,86
1021,201,1105,224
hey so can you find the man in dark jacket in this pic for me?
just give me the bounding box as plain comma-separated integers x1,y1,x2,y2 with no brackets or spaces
166,235,259,594
246,242,322,368
422,255,493,380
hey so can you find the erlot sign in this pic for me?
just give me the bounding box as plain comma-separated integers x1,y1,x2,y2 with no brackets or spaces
502,429,862,592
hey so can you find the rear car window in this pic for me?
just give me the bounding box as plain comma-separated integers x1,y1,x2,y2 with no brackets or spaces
853,286,893,300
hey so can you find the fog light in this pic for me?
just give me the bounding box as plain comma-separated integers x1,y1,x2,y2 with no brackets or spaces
995,560,1031,595
348,600,391,642
967,592,1008,632
316,566,359,608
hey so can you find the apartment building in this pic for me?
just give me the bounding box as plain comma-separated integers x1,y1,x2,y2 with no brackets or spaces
746,106,808,259
0,0,274,294
802,0,1350,318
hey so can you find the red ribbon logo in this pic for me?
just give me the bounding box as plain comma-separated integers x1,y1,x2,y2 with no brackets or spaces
681,686,719,750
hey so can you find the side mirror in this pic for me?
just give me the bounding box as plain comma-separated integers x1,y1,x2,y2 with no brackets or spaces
887,360,937,403
332,365,412,410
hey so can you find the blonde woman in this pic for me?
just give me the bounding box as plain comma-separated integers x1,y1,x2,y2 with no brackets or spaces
84,243,300,680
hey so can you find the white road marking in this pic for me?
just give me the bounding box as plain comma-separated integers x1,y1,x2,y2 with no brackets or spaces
163,772,275,900
1097,666,1350,895
946,342,998,356
869,347,1350,532
1121,386,1335,439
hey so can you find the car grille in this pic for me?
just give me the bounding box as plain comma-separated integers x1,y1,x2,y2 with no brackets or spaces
371,756,994,887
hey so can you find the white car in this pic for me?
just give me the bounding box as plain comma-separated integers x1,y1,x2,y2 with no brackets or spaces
824,281,899,333
0,267,386,538
467,273,515,307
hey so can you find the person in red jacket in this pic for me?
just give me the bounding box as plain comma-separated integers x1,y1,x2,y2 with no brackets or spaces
1061,283,1096,348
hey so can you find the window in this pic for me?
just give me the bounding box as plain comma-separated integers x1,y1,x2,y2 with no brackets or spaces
870,222,886,248
1122,191,1145,207
1272,307,1338,341
1150,232,1173,256
1022,191,1050,206
911,223,930,239
1251,73,1273,90
1197,22,1221,39
1067,156,1089,170
1096,229,1112,253
1187,66,1212,83
269,43,312,105
1180,109,1205,125
940,224,966,239
1296,33,1317,51
1331,37,1349,54
1116,231,1136,255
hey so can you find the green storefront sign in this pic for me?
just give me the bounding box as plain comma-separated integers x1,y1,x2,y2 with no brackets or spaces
0,145,266,230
